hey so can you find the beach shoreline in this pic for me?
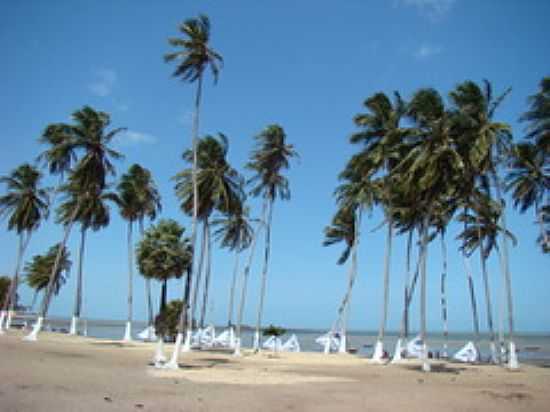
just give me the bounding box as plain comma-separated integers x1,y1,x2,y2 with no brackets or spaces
2,330,550,411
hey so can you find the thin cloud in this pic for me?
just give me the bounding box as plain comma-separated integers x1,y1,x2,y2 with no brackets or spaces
414,44,442,59
88,69,117,97
114,130,157,147
396,0,456,20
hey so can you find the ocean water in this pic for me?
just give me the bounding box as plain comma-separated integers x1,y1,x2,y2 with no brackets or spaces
39,317,550,365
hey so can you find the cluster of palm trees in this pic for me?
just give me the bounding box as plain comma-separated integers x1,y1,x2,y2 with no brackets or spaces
324,78,548,371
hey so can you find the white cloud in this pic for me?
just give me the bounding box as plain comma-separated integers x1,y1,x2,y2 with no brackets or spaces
396,0,456,20
114,130,157,146
88,69,117,97
414,44,442,59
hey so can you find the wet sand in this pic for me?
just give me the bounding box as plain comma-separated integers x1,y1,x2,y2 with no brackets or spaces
1,330,550,411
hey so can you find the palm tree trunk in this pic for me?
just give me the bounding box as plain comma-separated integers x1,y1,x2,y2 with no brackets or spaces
30,290,39,312
227,252,240,327
254,196,274,352
199,219,212,329
372,216,392,362
462,208,481,351
26,203,81,341
402,230,414,340
191,221,207,325
167,73,203,369
479,239,497,363
440,230,449,358
491,169,518,369
139,220,154,338
123,221,134,341
160,279,167,313
70,226,87,335
234,223,262,356
420,216,430,372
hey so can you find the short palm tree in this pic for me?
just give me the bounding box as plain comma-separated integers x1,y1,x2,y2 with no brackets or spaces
25,244,71,310
164,14,223,368
247,124,298,351
506,142,549,251
27,106,123,341
0,164,49,332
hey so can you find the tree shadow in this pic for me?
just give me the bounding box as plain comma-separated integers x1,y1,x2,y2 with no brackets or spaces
401,363,466,374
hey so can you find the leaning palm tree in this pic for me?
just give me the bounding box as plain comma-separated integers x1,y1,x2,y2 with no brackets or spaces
212,201,254,336
25,243,71,309
164,14,223,368
506,142,549,251
136,219,192,365
57,176,113,336
26,106,123,341
246,124,298,352
0,164,49,332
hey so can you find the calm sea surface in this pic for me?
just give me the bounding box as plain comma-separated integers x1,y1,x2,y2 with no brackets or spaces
39,317,550,365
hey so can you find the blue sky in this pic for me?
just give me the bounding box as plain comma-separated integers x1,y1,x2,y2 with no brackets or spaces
0,0,548,333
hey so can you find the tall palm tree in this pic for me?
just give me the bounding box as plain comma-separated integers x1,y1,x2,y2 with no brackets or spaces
0,164,49,332
25,243,71,310
506,142,549,251
57,176,113,336
212,202,254,333
136,219,192,364
164,14,223,368
26,106,123,341
449,79,519,369
246,124,298,351
174,134,242,339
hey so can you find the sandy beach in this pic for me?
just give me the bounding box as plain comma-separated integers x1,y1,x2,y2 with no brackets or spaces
1,331,549,411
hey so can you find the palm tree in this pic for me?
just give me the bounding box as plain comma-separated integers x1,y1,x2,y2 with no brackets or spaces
0,277,11,310
506,142,549,251
212,202,254,336
174,134,242,342
164,14,223,368
57,176,113,335
247,124,298,351
25,244,71,310
520,77,550,156
136,219,192,364
0,164,49,332
26,106,123,341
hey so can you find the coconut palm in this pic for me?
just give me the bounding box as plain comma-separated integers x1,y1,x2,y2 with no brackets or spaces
212,202,254,331
25,244,71,310
136,219,192,364
506,142,549,252
520,76,550,156
174,133,242,335
164,14,223,368
0,164,49,332
114,164,162,341
26,106,123,341
246,124,298,351
57,176,113,335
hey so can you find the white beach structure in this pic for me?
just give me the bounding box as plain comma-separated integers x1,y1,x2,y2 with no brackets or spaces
453,341,479,363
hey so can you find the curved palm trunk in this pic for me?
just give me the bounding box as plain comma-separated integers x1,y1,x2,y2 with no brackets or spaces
227,252,240,328
199,219,212,329
123,221,134,341
372,217,392,363
234,226,261,356
253,196,274,352
70,227,87,335
479,240,497,363
404,239,423,339
26,203,81,341
166,74,203,369
1,232,31,332
140,220,154,340
419,217,430,372
440,231,449,358
491,170,518,369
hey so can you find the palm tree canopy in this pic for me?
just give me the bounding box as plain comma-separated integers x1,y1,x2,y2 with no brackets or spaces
24,243,71,296
520,76,550,155
212,204,255,253
115,164,162,224
323,206,356,265
37,123,77,178
506,142,550,213
0,164,50,234
136,219,192,282
164,14,223,84
174,133,243,219
247,124,298,201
